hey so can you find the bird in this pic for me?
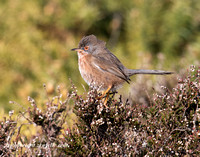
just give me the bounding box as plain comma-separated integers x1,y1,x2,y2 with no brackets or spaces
71,35,173,106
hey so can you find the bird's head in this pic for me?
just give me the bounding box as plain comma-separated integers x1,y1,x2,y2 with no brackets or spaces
71,35,106,55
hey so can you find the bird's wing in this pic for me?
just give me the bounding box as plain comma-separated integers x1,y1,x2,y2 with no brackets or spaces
92,51,130,83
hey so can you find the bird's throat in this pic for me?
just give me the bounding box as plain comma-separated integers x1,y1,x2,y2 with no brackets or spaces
77,51,89,60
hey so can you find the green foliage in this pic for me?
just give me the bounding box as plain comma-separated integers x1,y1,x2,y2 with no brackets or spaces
0,66,199,156
0,0,200,113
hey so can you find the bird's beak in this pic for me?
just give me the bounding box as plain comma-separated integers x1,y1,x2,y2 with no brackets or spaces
71,48,82,52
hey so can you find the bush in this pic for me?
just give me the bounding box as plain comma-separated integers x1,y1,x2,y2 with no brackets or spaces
0,66,199,156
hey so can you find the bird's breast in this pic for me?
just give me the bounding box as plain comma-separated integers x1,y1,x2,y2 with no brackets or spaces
77,53,125,91
78,53,93,86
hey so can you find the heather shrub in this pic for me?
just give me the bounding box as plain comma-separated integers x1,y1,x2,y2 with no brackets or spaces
0,66,199,156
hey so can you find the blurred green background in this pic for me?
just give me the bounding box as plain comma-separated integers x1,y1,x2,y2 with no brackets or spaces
0,0,200,112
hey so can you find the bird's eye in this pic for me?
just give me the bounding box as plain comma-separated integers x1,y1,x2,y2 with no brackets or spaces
84,46,89,50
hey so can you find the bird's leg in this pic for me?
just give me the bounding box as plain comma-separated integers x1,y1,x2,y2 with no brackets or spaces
98,85,112,99
97,85,112,107
103,91,110,108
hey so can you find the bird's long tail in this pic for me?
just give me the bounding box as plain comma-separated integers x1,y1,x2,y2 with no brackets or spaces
126,69,173,77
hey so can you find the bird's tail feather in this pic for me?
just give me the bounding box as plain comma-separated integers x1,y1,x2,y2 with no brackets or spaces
126,69,173,77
